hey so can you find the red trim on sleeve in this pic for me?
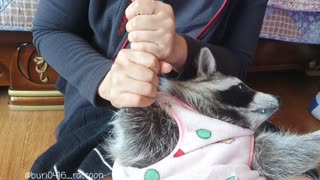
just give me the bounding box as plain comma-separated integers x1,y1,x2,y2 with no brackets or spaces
121,38,129,50
196,0,228,40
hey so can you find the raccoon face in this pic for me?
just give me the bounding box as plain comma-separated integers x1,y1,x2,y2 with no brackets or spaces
208,77,280,130
160,48,280,130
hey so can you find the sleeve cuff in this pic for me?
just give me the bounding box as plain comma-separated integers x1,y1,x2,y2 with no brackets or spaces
83,61,113,107
177,35,205,80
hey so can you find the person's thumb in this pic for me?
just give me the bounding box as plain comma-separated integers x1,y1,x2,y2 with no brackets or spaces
159,61,173,74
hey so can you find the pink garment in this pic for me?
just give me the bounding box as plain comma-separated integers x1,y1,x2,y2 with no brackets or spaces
112,93,266,180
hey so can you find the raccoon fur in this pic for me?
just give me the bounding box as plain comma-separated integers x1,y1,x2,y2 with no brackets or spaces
106,48,320,180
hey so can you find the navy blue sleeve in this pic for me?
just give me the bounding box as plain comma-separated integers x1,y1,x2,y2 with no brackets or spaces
179,0,268,79
32,0,112,106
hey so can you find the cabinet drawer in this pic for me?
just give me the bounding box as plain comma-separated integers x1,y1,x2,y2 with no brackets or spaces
10,43,60,90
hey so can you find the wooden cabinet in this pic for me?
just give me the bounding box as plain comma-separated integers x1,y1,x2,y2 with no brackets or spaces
8,43,64,110
248,39,320,72
0,31,63,110
10,43,60,89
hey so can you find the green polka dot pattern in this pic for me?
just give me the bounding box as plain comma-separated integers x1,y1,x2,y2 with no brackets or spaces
196,129,212,139
145,169,160,180
226,176,239,180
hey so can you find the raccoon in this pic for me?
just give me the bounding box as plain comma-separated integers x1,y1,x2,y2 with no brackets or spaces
106,48,320,180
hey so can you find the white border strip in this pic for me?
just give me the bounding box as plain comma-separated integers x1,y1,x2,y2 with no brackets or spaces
93,148,113,171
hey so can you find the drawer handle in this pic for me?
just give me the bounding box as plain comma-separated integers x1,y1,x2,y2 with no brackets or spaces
34,56,49,83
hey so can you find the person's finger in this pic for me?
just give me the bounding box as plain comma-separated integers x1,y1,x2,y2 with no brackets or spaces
114,93,155,108
118,49,160,73
159,61,173,74
126,0,155,20
126,15,159,32
116,58,159,87
112,73,157,98
129,44,173,74
130,42,161,58
128,30,160,44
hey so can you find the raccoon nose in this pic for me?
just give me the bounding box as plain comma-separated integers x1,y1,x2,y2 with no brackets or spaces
275,96,281,103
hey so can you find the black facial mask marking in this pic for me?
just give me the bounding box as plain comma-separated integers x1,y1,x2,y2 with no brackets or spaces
217,83,255,108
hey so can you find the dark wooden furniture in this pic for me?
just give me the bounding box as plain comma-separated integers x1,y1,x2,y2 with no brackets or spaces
0,31,63,110
1,31,319,110
249,39,320,72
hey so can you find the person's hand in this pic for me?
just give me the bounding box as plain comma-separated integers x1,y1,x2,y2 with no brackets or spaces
98,49,160,108
125,0,187,72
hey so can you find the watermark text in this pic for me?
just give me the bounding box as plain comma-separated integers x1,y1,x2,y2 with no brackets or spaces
25,171,105,179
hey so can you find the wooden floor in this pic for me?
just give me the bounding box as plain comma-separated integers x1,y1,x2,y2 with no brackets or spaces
247,71,320,133
0,71,320,179
0,87,63,180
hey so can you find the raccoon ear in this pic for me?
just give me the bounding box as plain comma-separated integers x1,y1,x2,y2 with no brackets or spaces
197,47,217,75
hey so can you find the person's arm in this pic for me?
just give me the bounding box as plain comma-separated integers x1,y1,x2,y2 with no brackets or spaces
32,0,112,106
179,0,268,79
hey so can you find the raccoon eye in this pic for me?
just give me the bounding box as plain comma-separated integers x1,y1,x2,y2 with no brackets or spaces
238,84,243,89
